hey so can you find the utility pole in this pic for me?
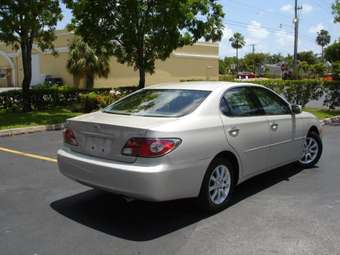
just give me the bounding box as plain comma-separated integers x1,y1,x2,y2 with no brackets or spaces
293,0,302,77
249,44,256,73
249,44,256,54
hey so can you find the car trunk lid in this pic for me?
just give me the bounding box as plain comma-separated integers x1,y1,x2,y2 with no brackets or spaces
66,111,176,163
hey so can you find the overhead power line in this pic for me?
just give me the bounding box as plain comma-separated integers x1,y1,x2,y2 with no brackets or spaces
227,0,293,21
224,0,318,42
309,0,332,15
224,18,316,43
224,19,294,35
219,1,325,57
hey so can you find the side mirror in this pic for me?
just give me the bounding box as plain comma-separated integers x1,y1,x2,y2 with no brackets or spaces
291,104,302,114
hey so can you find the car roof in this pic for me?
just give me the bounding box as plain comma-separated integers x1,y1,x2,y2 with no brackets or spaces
147,81,260,91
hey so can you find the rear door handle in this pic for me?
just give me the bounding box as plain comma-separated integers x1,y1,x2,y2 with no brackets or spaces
228,127,240,137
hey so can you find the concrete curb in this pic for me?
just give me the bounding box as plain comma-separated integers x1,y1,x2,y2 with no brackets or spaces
0,123,65,137
321,116,340,126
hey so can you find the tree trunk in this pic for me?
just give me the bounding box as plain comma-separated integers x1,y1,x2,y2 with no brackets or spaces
321,46,324,61
137,31,146,89
85,73,94,89
138,67,145,89
236,48,239,75
73,75,80,88
21,41,33,112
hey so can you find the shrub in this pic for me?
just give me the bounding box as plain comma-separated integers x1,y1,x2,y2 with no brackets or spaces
0,90,23,111
1,80,339,112
0,86,137,112
261,73,282,79
79,92,99,113
219,74,235,81
180,79,205,82
323,81,340,109
332,61,340,80
79,88,132,112
249,79,324,107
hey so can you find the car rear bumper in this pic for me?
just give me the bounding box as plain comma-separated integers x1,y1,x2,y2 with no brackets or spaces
57,148,208,201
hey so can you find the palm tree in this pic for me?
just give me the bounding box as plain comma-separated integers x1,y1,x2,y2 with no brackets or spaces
229,32,245,74
67,38,110,88
316,29,331,60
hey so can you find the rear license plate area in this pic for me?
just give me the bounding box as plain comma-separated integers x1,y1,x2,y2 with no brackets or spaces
85,136,113,157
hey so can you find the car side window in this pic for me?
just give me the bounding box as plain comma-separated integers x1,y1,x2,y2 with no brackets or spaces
220,87,264,117
251,87,291,115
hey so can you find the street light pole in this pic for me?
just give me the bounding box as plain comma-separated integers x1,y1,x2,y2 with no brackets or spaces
249,44,256,54
293,0,302,78
249,44,256,73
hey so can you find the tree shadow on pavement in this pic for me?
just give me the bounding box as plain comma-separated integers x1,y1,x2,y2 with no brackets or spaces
50,163,305,241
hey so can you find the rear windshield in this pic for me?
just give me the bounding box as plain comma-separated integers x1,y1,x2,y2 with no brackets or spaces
103,89,211,117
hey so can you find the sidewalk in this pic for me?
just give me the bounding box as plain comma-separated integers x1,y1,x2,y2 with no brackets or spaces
0,87,20,93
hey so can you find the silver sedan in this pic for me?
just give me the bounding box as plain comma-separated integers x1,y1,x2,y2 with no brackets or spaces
57,82,323,212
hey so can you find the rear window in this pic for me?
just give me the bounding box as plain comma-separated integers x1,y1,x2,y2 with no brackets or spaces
103,89,211,117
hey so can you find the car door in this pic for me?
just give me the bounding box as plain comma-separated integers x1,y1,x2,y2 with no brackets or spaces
220,86,271,178
250,87,302,168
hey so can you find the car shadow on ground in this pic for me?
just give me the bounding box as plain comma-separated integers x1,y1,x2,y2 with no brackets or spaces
50,163,305,241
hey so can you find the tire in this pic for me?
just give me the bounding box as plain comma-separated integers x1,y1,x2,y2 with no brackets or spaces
197,157,236,213
297,131,323,168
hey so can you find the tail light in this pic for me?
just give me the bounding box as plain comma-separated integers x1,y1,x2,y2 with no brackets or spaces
63,128,79,146
121,138,181,158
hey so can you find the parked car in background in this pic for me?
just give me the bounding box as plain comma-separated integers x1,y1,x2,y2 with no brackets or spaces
57,82,323,212
323,73,334,81
237,72,256,79
44,75,64,86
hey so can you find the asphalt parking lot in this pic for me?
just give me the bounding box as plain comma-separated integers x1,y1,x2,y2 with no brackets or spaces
1,127,340,255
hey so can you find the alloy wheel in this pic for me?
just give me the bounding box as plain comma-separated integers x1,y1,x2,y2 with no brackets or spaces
208,165,231,205
299,137,319,165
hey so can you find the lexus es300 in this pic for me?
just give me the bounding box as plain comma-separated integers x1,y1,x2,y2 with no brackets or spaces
57,82,322,212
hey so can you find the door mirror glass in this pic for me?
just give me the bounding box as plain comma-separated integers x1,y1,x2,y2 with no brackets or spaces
291,104,302,114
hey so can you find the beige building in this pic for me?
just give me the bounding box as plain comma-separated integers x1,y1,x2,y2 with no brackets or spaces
0,30,218,88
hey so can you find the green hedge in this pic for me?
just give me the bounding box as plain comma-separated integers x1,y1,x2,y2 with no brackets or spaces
218,74,235,81
0,86,137,111
247,79,324,107
1,80,339,111
323,81,340,109
250,80,340,108
219,78,340,108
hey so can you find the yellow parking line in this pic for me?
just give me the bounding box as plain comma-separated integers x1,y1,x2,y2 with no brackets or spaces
0,146,57,163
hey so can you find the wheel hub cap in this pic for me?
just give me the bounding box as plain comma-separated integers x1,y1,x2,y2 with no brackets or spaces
208,165,231,205
299,137,319,165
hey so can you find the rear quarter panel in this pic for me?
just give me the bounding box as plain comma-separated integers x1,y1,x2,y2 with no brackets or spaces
144,114,238,197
